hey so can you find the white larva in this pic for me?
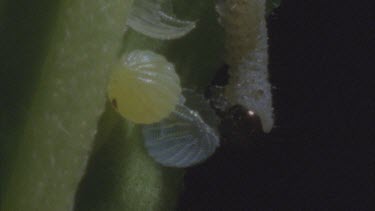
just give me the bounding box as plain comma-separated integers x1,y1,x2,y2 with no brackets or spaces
127,0,196,40
143,91,219,168
216,0,274,132
107,50,181,124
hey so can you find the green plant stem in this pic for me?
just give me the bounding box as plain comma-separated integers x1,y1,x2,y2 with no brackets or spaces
1,0,131,210
74,105,184,211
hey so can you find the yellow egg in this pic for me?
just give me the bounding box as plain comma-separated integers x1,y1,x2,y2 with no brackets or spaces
107,50,181,124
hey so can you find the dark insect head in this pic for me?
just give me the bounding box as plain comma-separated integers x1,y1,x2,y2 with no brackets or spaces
219,105,263,148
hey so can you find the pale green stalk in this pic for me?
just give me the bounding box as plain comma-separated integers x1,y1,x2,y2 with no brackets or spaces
1,1,131,210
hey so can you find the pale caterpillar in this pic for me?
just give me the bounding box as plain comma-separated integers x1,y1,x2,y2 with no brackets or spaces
216,0,274,132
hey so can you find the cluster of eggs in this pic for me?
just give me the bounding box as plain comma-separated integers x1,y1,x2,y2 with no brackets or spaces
107,0,273,167
107,50,219,168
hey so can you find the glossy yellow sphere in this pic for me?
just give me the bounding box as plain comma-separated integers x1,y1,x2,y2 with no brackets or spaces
107,50,181,124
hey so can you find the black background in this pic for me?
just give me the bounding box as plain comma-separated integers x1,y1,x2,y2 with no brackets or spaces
178,0,374,210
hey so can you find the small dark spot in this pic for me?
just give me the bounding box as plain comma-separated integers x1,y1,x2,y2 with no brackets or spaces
205,64,230,99
204,64,231,118
111,98,118,110
253,89,265,100
211,64,230,86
